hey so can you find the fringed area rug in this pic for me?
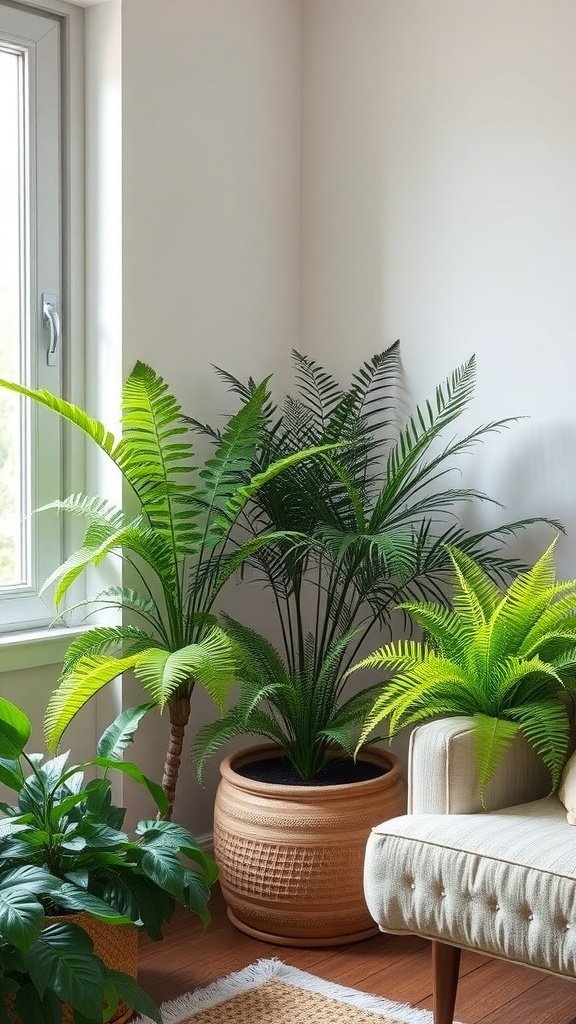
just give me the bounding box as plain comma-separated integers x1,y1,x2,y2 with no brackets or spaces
134,958,434,1024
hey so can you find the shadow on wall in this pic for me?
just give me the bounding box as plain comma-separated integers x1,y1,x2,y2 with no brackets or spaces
498,419,576,572
454,418,576,574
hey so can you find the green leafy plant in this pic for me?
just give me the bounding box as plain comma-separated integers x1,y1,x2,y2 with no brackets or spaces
0,363,333,817
348,541,576,800
0,697,216,1023
192,347,558,782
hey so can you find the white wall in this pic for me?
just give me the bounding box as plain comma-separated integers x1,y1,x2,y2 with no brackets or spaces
120,0,302,831
121,0,301,394
301,0,576,575
8,0,576,837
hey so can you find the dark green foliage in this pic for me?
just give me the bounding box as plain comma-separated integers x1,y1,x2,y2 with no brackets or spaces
192,346,558,780
0,699,216,1023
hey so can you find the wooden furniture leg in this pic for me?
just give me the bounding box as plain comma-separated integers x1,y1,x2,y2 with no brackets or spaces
432,940,461,1024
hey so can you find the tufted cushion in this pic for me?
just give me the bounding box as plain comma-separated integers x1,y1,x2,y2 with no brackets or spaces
364,797,576,978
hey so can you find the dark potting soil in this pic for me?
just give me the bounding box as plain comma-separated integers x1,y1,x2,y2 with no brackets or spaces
237,756,388,787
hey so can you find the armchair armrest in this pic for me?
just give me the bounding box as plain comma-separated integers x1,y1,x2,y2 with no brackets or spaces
407,717,551,815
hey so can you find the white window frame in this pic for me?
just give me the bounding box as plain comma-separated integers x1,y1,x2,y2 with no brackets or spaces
0,0,84,635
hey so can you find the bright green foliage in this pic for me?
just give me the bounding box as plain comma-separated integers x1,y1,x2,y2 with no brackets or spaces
0,698,216,1023
349,542,576,800
0,365,333,790
191,347,557,780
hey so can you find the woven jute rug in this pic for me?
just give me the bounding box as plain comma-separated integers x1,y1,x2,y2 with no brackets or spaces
134,959,434,1024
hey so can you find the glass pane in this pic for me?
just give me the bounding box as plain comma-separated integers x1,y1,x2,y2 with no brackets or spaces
0,48,26,588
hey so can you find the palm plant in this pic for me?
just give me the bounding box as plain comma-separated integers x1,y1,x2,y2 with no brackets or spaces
349,542,576,800
191,346,558,781
0,363,331,817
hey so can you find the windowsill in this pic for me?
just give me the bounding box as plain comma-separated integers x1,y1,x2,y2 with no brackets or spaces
0,625,87,674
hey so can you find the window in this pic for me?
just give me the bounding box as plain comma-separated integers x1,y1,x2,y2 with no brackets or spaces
0,3,65,632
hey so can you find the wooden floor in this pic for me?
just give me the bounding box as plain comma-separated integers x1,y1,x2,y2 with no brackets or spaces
139,889,576,1024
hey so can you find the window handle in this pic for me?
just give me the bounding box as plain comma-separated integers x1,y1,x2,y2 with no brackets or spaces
42,293,60,366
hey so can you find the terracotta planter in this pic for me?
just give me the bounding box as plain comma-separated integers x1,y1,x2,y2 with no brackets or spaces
214,744,406,946
6,915,138,1024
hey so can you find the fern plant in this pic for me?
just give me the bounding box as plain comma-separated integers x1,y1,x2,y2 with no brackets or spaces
193,615,382,780
349,542,576,800
191,346,558,781
0,363,332,817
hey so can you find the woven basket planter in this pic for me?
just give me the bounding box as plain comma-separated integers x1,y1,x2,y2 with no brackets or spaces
214,744,406,947
6,914,138,1024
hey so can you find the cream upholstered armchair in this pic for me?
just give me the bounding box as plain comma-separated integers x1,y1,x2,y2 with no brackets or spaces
364,717,576,1024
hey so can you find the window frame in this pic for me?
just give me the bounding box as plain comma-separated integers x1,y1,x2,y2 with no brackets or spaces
0,0,85,636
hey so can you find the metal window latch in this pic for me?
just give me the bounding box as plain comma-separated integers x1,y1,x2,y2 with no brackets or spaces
42,293,60,366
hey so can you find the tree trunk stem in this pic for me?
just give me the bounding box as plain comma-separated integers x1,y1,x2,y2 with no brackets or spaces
160,694,191,820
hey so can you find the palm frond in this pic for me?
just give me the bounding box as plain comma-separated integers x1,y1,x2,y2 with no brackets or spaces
45,655,143,751
134,629,236,710
113,361,198,552
36,493,125,528
292,350,344,429
0,379,116,452
193,378,270,544
61,625,155,676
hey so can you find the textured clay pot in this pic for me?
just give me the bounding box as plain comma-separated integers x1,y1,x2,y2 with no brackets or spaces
214,744,406,947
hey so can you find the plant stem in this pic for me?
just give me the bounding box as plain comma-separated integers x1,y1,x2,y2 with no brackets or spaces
160,691,192,820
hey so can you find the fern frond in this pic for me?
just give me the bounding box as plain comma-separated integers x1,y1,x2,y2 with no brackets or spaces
347,639,429,677
473,714,520,802
506,701,570,790
36,493,125,529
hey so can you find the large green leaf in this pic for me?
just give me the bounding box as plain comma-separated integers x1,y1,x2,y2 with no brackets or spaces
138,846,185,894
106,971,161,1024
52,884,131,924
0,698,31,760
25,922,106,1018
0,758,24,791
101,874,173,941
138,847,211,925
0,883,43,950
0,865,62,896
135,820,218,884
97,703,156,761
91,758,168,815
